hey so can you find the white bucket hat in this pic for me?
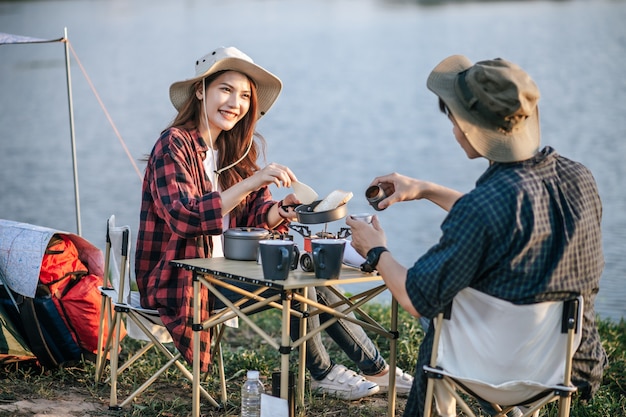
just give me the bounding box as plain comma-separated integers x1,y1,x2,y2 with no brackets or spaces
169,46,282,119
427,55,541,163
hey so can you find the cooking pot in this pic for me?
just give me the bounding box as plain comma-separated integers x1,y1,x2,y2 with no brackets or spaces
294,200,348,224
223,227,270,261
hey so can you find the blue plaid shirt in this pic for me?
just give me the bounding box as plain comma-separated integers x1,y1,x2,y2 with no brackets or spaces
404,147,607,415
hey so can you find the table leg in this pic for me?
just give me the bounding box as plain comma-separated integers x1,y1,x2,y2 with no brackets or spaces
281,291,292,401
192,274,201,417
298,287,308,410
388,297,398,417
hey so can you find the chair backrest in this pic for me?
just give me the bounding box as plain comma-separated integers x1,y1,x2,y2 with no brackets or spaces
103,215,172,344
435,287,583,405
104,215,132,305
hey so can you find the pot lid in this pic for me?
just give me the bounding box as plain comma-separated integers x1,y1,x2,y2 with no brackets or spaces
223,227,270,239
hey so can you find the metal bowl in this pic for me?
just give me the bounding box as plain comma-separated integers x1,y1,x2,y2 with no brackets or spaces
294,200,348,224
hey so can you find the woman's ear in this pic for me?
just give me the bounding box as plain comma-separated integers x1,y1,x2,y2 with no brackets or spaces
196,89,203,100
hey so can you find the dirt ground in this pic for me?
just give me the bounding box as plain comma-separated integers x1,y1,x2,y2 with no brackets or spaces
0,397,100,417
0,385,402,417
0,397,401,417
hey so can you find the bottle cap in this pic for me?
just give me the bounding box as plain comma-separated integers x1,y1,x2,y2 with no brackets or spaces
247,370,260,380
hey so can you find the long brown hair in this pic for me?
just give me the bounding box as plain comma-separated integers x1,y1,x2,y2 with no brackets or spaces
168,70,267,217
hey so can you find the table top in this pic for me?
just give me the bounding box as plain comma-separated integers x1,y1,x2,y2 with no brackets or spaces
171,257,383,290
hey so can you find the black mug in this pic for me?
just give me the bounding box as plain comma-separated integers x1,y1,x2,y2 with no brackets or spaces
311,239,346,279
259,240,298,280
257,241,300,271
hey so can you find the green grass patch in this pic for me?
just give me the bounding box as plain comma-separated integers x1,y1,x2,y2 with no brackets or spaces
1,306,624,417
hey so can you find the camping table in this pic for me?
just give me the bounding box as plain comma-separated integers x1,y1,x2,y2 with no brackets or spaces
171,257,399,417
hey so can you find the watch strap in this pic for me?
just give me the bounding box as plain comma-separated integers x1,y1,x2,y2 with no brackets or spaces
360,246,389,273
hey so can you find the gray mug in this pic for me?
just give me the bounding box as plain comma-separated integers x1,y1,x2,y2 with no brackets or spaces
259,240,296,281
365,184,387,211
311,239,346,279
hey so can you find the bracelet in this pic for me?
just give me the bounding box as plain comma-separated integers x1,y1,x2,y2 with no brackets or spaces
277,200,290,220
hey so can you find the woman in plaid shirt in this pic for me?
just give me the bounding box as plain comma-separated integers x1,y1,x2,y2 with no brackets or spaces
135,47,413,401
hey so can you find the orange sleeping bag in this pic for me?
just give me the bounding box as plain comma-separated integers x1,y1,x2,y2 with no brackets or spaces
40,234,125,355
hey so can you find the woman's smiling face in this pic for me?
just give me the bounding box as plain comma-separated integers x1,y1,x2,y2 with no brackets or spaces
203,70,252,134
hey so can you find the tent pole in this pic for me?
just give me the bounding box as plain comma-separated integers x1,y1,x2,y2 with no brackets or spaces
63,27,82,236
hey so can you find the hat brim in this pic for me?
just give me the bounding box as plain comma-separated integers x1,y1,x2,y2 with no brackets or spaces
426,55,540,163
169,57,282,119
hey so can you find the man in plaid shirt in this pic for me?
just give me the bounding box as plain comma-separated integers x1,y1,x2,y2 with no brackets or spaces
348,56,608,416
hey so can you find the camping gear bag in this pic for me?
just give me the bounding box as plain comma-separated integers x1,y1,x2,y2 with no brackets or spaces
0,283,84,368
39,234,123,359
0,219,120,368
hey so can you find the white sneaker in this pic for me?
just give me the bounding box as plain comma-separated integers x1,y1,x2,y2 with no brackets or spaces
363,367,414,396
310,364,380,400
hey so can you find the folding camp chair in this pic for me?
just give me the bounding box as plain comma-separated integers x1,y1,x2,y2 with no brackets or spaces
94,215,226,409
423,287,583,417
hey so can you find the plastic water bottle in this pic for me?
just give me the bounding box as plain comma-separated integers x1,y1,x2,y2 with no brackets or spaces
241,370,264,417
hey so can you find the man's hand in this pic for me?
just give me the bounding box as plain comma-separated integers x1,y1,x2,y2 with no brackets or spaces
346,214,387,257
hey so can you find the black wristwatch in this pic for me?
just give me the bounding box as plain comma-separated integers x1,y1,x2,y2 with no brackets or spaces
360,246,389,273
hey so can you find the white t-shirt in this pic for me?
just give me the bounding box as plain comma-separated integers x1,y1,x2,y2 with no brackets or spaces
203,148,230,258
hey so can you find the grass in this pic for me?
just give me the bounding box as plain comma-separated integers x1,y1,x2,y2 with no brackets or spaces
0,303,625,417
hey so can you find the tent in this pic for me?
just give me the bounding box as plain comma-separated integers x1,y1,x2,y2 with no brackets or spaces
0,302,34,363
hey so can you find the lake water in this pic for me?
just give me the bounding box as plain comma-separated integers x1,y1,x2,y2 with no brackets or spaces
1,0,624,321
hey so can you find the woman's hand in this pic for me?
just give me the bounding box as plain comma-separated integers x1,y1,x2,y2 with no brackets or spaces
250,163,297,191
220,163,297,215
277,193,300,221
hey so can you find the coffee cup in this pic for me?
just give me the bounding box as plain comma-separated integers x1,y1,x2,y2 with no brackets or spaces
258,240,300,269
259,240,297,281
311,239,346,279
349,213,373,224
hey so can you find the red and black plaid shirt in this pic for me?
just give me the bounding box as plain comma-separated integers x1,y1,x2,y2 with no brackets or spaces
135,126,286,372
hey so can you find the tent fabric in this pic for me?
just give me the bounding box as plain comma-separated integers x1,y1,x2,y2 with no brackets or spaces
0,303,35,363
0,32,63,45
0,219,103,298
